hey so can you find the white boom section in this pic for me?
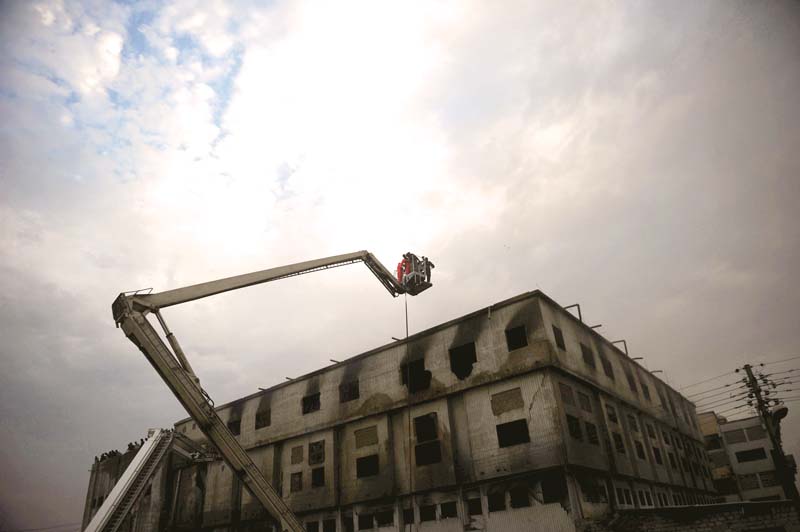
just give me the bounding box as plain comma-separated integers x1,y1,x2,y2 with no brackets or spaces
84,429,171,532
112,251,433,532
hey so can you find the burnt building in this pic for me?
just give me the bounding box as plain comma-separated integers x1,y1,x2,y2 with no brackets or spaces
83,290,716,531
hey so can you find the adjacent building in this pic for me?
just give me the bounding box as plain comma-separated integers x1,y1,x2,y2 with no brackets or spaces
83,290,716,531
700,411,792,502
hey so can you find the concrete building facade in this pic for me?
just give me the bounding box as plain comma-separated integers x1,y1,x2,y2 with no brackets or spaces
699,411,789,502
83,290,716,531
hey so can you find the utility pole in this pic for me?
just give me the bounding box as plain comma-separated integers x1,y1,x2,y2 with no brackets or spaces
740,364,800,512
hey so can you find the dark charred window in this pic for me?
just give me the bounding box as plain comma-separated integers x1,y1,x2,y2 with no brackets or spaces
496,419,530,447
559,382,575,406
440,501,458,518
306,522,319,532
600,354,615,380
606,404,618,423
339,380,359,403
311,467,325,487
566,415,582,441
578,476,607,503
577,392,592,413
291,445,303,464
343,513,354,532
302,393,320,414
662,431,671,445
637,491,646,506
641,383,651,402
357,514,373,530
580,343,596,370
414,413,438,442
402,508,414,525
255,408,271,429
653,447,663,465
419,505,436,522
323,520,335,532
467,498,483,516
375,510,393,526
627,414,639,433
309,440,325,465
509,486,531,508
290,472,302,492
624,489,633,505
400,357,431,393
644,491,653,506
646,424,656,439
449,342,477,380
356,454,379,478
634,440,646,461
505,325,528,351
541,471,567,504
624,368,637,394
615,488,625,505
227,419,241,436
612,433,626,454
487,491,506,512
552,325,566,350
736,447,767,463
675,437,683,450
585,422,599,445
415,440,442,466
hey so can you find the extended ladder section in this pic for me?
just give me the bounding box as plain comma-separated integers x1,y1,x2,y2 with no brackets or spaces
84,429,174,532
111,251,434,532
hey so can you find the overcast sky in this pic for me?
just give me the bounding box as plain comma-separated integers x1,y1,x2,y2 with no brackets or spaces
1,0,799,528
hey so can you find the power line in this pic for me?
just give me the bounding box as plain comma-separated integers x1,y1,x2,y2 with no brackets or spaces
680,371,736,390
763,356,800,366
687,379,744,398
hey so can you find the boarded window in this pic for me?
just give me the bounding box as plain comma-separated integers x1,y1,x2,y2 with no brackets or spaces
311,467,325,488
356,454,379,478
414,413,438,442
375,510,393,526
505,325,528,351
400,358,431,393
601,355,615,380
491,388,524,415
290,472,302,492
566,415,582,441
467,498,482,516
449,342,477,380
227,419,241,436
577,392,592,413
419,505,436,522
291,445,304,464
255,408,271,429
339,380,359,403
735,447,767,463
355,426,378,449
607,405,618,423
635,441,646,461
302,393,320,414
613,433,626,454
580,343,596,369
309,440,325,465
559,382,575,406
759,471,779,487
496,419,530,447
488,491,506,512
552,325,566,350
440,501,458,518
739,473,760,490
745,425,767,441
585,422,599,445
509,485,531,508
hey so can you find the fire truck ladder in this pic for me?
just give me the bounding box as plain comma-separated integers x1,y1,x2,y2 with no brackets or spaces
84,429,174,532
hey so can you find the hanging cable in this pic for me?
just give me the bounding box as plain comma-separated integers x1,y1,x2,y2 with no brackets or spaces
680,371,736,390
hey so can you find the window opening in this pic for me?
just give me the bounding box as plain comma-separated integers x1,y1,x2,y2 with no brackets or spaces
566,414,583,441
441,501,458,517
488,491,506,512
290,472,302,492
311,467,325,488
505,325,528,351
449,342,477,380
255,408,271,429
577,392,592,413
400,357,431,393
356,454,379,477
309,440,325,465
552,325,566,350
559,382,575,406
419,505,436,522
585,422,599,445
302,392,320,414
580,343,596,370
340,380,360,403
496,419,531,447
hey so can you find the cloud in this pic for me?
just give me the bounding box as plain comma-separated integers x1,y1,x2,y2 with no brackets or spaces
1,0,800,528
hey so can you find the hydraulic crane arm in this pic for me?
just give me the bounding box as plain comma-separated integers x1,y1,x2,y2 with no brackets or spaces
111,251,433,532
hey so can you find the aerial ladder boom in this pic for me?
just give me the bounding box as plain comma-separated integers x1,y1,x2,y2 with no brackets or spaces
112,251,433,532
